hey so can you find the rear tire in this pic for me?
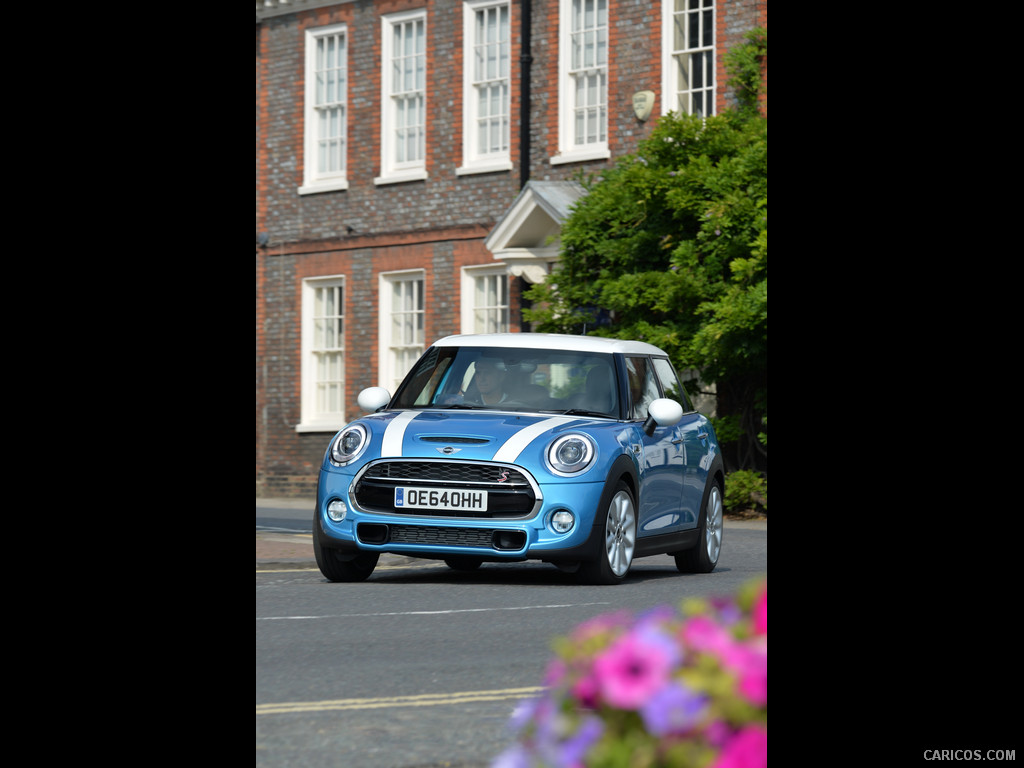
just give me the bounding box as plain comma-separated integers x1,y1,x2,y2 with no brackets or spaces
675,479,722,573
313,521,379,582
579,482,636,585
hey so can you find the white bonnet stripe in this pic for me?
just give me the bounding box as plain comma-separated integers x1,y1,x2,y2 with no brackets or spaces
492,417,574,463
381,411,419,457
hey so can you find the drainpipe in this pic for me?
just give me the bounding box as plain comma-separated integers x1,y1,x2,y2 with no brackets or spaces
519,0,532,189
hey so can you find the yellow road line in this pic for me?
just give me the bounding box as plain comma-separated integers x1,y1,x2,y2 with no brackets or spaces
257,687,545,716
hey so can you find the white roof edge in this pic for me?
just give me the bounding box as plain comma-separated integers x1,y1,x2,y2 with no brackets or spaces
431,333,667,356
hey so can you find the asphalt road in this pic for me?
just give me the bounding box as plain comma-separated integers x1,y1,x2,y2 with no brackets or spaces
256,506,766,768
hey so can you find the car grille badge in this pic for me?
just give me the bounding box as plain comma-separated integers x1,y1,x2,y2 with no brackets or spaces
436,446,462,455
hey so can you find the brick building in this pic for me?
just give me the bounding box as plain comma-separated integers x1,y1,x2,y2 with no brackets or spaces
256,0,767,498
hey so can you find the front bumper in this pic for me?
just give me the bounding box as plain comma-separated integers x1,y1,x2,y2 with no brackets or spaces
316,467,606,562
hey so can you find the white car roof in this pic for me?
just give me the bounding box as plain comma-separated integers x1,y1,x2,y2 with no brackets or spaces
431,333,668,356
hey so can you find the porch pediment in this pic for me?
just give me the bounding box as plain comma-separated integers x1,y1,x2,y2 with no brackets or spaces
485,181,585,284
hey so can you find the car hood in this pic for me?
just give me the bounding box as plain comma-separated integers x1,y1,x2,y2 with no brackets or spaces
360,409,608,464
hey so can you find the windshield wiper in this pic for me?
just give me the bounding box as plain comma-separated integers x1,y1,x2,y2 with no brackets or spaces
562,408,612,418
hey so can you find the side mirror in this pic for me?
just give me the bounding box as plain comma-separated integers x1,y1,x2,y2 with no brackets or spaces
357,387,391,412
642,398,683,436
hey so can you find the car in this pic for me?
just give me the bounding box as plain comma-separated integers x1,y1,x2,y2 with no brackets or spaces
313,333,724,584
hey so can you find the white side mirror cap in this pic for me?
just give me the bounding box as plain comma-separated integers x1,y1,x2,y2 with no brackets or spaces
648,398,683,427
357,387,391,412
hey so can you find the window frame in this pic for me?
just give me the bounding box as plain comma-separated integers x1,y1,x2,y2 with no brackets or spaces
457,0,513,176
378,269,427,392
299,23,350,196
298,275,348,432
553,0,610,166
661,0,716,118
376,9,429,186
652,356,695,412
461,264,510,334
625,355,662,420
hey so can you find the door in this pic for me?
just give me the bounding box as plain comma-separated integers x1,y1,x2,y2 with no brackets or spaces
652,357,705,528
626,356,687,535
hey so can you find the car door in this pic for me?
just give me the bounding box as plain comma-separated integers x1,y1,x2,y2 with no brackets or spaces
652,358,706,529
626,356,687,535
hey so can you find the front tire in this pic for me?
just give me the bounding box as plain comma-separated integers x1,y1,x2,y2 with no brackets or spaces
313,521,379,582
675,479,723,573
579,482,636,585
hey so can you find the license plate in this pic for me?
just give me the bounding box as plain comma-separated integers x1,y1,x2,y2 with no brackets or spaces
394,487,488,512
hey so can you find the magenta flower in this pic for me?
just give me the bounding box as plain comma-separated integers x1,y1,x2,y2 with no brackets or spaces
681,614,735,657
753,587,767,634
736,649,767,706
570,673,601,708
494,580,767,768
712,726,767,768
594,627,679,709
716,639,767,706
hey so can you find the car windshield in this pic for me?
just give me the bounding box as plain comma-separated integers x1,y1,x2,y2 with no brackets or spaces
392,345,620,418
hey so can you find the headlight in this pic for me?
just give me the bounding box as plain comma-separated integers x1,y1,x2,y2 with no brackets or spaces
546,434,596,475
330,424,368,466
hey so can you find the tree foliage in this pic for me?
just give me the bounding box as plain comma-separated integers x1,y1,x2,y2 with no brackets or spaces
523,104,766,470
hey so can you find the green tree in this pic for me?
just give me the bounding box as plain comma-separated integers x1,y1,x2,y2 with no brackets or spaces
524,38,766,470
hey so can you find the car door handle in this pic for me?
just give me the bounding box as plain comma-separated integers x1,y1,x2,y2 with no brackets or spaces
697,432,708,440
671,439,683,445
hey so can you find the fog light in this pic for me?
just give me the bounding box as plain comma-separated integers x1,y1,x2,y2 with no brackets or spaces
327,500,347,522
551,510,575,533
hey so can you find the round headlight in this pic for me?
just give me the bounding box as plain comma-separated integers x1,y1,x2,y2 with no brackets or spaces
331,424,368,465
547,434,596,475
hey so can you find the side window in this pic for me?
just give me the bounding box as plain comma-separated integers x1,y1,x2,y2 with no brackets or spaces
300,24,349,195
461,265,509,333
299,276,347,430
662,0,715,118
652,357,694,411
553,0,610,166
377,10,428,185
625,356,660,420
459,0,512,175
380,270,425,392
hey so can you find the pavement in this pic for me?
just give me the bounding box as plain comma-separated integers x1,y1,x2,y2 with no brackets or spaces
256,497,765,572
256,497,317,570
256,497,421,571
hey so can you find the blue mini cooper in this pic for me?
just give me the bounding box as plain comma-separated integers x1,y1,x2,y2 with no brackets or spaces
314,333,724,584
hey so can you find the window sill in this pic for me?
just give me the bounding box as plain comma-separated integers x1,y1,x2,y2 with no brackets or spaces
456,160,513,176
374,169,428,185
549,147,611,166
298,178,349,196
296,420,347,434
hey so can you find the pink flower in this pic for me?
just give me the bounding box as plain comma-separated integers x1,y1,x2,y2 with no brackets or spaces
681,615,735,657
731,643,767,706
571,674,601,709
712,726,767,768
752,587,767,634
594,627,679,709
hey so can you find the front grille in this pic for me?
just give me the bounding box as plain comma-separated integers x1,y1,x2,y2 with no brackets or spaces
390,525,496,547
352,460,539,519
357,523,527,551
363,462,531,486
